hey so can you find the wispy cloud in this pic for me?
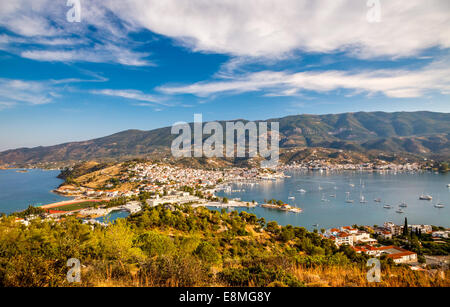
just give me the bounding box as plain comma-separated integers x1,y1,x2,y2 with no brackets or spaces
91,89,170,106
0,0,153,66
0,76,109,109
0,101,17,110
21,44,151,66
0,79,54,105
159,61,450,99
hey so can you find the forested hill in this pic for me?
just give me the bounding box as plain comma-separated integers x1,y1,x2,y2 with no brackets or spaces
0,111,449,165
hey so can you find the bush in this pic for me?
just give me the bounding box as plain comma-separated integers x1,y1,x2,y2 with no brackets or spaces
194,242,220,264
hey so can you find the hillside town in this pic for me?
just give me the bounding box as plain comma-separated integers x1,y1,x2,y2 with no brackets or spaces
281,160,423,172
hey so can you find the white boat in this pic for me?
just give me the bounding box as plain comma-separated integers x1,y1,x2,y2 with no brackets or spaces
435,197,445,208
383,204,392,209
419,193,432,201
318,185,323,191
447,184,450,188
349,183,355,188
298,189,307,193
288,196,295,200
321,194,329,202
374,198,382,203
399,202,408,208
396,209,404,214
329,194,336,198
345,192,354,203
359,192,367,203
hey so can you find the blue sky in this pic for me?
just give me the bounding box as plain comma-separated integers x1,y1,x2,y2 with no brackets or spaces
0,0,449,151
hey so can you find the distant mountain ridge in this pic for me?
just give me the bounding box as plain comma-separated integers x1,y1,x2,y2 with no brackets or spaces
1,111,449,166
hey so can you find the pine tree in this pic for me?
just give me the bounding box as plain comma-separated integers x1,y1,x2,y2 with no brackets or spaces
403,217,408,237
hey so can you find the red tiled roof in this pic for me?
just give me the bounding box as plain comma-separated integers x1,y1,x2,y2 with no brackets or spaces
338,232,351,237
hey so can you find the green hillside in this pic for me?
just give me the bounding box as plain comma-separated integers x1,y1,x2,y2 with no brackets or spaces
0,111,448,166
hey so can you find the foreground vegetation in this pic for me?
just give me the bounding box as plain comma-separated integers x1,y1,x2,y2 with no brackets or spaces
0,205,448,287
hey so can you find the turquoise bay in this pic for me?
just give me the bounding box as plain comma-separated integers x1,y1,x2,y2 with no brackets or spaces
217,171,450,230
0,169,69,214
0,169,449,230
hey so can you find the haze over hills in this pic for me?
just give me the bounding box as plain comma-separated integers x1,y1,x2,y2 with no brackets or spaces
0,111,449,166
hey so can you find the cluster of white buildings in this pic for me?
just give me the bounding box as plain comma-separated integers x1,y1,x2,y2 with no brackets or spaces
323,223,426,264
372,222,433,239
324,226,377,247
126,163,273,194
353,245,418,264
316,222,443,260
146,192,201,207
281,160,421,172
56,185,140,199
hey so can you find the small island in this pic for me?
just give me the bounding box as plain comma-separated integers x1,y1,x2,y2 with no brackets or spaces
261,199,302,213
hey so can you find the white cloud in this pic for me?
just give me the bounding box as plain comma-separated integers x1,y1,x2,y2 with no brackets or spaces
0,77,108,109
159,62,450,99
0,0,152,66
91,89,170,106
1,0,449,66
0,101,17,110
21,44,151,66
0,79,55,105
105,0,450,59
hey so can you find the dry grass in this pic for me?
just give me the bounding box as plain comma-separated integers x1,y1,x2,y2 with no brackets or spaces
81,263,450,287
293,265,450,287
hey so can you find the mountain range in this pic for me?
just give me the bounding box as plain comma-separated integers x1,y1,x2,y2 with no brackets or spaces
1,111,449,166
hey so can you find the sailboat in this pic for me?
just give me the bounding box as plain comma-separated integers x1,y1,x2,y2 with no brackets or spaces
318,184,323,191
419,193,432,201
345,192,354,203
321,193,329,202
434,196,445,208
359,192,368,203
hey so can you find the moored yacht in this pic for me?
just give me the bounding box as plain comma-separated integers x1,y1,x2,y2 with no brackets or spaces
345,192,354,203
419,193,432,201
359,192,367,203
